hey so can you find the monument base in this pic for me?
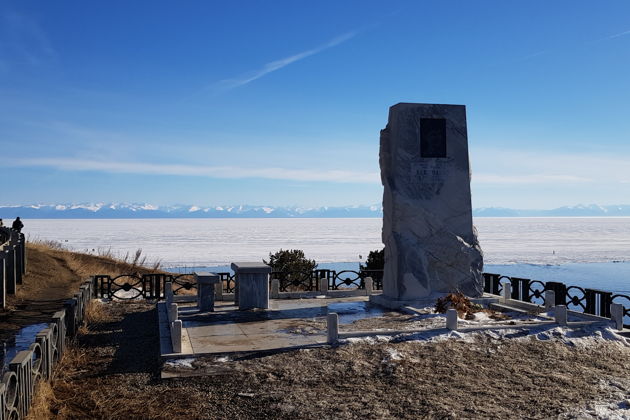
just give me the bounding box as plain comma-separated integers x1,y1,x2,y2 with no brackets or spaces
370,293,499,310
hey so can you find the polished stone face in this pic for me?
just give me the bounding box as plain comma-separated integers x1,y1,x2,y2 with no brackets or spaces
380,103,483,301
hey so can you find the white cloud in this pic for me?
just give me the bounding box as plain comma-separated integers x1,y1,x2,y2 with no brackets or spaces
214,31,358,90
9,157,379,184
473,174,590,185
608,29,630,39
471,148,630,186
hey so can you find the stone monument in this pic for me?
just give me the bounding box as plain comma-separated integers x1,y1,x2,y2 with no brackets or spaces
231,262,272,310
194,271,220,312
372,103,483,309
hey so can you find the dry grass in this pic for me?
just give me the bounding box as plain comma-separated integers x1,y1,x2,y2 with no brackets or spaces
79,300,110,335
1,241,167,353
33,302,630,420
27,379,56,420
16,241,165,302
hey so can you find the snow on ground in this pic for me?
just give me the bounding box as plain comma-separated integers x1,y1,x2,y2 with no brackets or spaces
559,378,630,420
344,310,630,347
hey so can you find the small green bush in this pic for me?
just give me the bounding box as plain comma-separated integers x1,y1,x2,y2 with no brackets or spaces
264,249,317,273
360,248,384,270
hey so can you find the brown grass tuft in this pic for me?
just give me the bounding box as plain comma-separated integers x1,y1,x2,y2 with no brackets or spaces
27,379,56,420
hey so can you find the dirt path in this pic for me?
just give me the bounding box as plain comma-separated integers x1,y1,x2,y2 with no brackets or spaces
1,242,160,346
35,302,630,419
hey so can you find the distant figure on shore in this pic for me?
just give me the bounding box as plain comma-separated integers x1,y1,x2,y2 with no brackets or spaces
12,217,24,232
0,218,3,227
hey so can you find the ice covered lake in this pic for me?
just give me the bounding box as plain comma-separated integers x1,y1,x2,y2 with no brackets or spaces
24,217,630,294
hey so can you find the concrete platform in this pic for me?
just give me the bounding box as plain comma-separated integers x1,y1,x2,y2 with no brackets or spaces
160,296,385,360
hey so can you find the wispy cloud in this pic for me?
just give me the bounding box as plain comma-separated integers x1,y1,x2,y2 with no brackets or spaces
214,31,358,90
471,148,630,186
587,28,630,45
7,157,379,184
473,174,590,185
606,29,630,40
0,11,57,67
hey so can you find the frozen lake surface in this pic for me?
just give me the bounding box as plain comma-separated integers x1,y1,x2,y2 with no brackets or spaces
24,217,630,266
23,217,630,293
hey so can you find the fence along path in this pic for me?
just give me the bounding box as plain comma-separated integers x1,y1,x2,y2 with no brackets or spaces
93,268,629,327
0,277,92,419
1,227,27,310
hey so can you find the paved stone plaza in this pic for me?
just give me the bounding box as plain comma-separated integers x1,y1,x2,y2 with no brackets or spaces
160,297,386,357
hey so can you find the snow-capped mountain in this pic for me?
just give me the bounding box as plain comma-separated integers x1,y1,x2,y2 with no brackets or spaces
0,203,384,218
1,203,630,218
472,204,630,217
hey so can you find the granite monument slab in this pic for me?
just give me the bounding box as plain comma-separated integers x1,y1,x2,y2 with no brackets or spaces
372,103,483,308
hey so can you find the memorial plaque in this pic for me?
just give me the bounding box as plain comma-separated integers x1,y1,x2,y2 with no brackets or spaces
420,118,447,158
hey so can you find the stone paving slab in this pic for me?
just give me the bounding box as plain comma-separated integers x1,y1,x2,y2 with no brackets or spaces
172,296,376,357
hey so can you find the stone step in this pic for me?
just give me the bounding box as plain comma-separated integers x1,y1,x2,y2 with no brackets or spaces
489,303,533,315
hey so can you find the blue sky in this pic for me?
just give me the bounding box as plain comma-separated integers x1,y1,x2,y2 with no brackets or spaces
1,1,629,209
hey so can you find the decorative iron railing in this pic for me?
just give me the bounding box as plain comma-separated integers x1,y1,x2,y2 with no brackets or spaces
483,273,629,327
270,269,384,292
219,272,236,293
92,270,628,326
94,268,385,299
94,273,198,300
1,227,27,309
1,278,92,418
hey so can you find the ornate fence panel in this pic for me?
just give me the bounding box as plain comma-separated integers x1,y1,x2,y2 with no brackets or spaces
218,272,236,293
483,273,502,295
170,274,197,295
565,286,587,312
483,273,629,327
612,294,630,317
1,370,19,419
1,278,92,419
94,273,198,300
545,282,568,306
330,270,364,290
272,271,317,292
585,289,613,318
1,228,27,310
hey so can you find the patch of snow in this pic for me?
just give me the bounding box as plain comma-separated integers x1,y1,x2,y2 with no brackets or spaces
343,313,630,348
164,358,195,369
560,378,630,419
381,348,403,364
345,335,391,345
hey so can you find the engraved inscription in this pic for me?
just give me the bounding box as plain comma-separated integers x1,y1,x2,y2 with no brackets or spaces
410,161,447,184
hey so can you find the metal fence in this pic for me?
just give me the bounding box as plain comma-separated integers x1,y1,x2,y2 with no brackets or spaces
1,227,27,310
0,278,92,419
483,273,630,327
93,269,384,300
91,270,629,327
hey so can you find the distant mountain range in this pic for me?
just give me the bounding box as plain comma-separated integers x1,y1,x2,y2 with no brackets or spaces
1,203,630,219
472,204,630,217
0,203,382,219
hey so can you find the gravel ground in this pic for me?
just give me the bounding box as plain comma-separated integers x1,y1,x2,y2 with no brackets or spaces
39,302,630,420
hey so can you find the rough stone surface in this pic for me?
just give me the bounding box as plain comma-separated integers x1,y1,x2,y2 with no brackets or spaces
232,262,271,310
379,103,483,302
195,272,219,312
